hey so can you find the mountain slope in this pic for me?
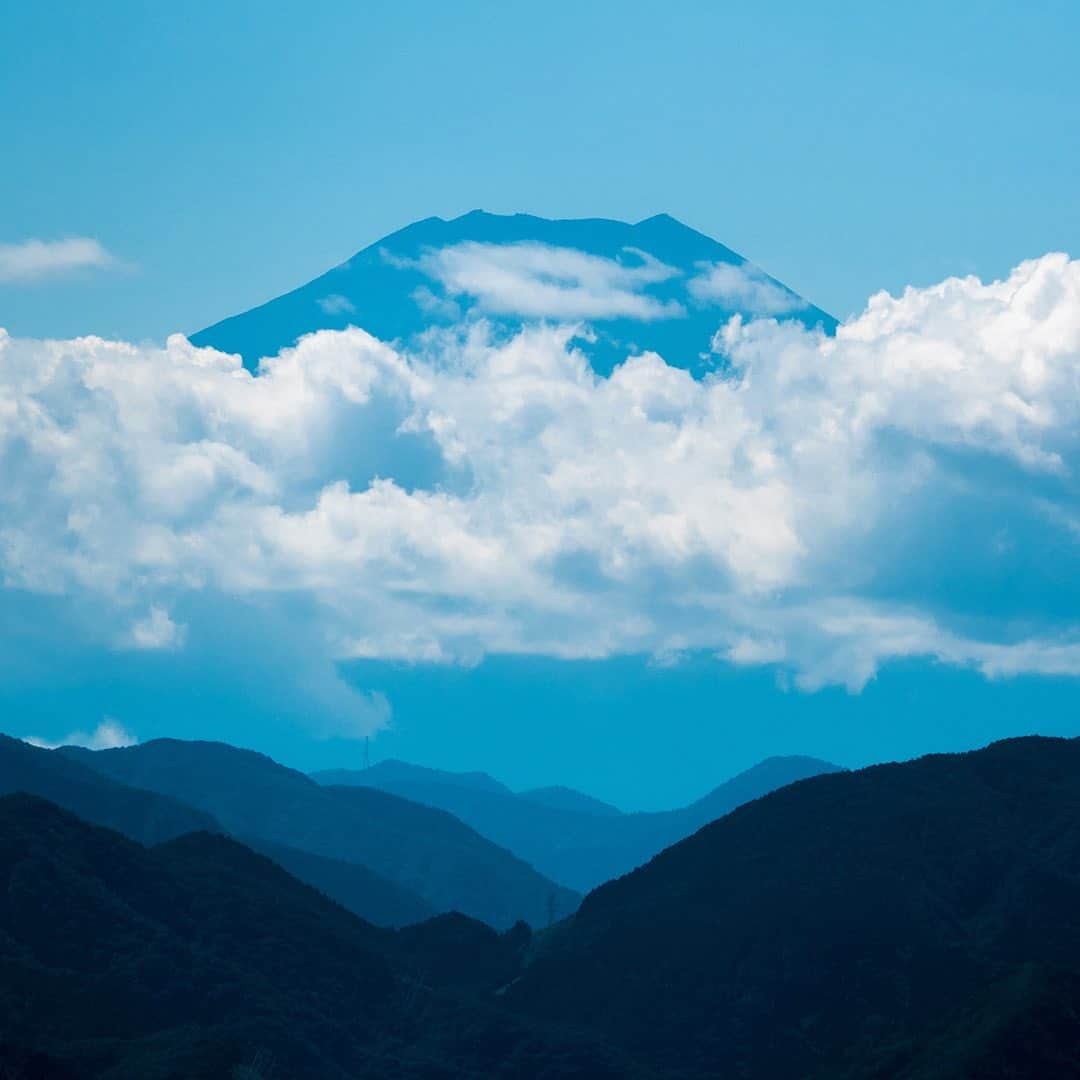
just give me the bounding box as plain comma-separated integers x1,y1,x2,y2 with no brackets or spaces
644,753,846,838
190,210,836,375
63,738,578,929
313,770,634,891
504,736,1080,1078
0,733,218,844
318,754,842,893
0,794,639,1079
839,963,1080,1080
240,837,434,928
315,757,512,796
518,785,624,817
0,731,434,929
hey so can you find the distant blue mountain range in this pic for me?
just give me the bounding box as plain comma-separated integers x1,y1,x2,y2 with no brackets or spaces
312,754,841,892
191,211,836,376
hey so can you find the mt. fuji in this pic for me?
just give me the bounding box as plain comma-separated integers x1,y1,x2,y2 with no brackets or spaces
192,211,836,375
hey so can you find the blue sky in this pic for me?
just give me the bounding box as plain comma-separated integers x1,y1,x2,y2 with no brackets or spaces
3,1,1079,339
4,2,1080,806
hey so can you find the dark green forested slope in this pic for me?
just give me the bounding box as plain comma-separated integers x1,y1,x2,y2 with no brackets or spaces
0,794,644,1079
506,736,1080,1078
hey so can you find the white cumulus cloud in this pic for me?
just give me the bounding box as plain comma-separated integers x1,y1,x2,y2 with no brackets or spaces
2,251,1080,713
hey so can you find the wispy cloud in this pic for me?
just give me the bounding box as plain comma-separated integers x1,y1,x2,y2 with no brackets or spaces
0,237,118,284
688,261,805,315
317,293,356,315
24,719,137,751
125,606,186,651
418,241,685,321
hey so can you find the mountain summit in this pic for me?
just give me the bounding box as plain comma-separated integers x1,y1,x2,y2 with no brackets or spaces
191,211,836,375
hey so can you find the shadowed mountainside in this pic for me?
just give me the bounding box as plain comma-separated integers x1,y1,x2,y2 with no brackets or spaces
6,736,1080,1076
0,794,640,1079
240,837,435,929
0,734,432,929
0,733,217,845
505,736,1080,1078
63,738,579,929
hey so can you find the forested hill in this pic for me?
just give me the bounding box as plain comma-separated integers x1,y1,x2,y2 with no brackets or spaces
506,736,1080,1078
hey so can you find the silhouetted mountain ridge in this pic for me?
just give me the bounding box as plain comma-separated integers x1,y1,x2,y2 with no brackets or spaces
317,753,843,892
240,836,435,928
316,757,512,796
506,735,1080,1077
0,733,218,844
6,735,1080,1076
0,733,435,929
63,738,578,929
518,784,624,817
0,794,637,1078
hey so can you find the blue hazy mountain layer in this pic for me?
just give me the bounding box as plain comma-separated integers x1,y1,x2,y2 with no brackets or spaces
62,737,578,929
314,753,841,892
517,785,624,818
190,211,837,376
318,758,514,797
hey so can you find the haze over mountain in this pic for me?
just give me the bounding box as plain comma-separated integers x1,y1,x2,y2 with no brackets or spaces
191,210,837,376
318,758,514,797
517,785,624,818
0,733,437,928
3,725,840,926
62,738,578,929
314,754,841,892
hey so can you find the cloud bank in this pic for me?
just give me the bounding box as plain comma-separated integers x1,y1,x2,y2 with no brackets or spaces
3,251,1080,735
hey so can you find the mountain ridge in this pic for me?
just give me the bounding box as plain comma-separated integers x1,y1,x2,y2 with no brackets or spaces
0,733,219,844
61,737,579,929
0,793,636,1078
1,732,436,928
8,734,1080,1075
505,734,1080,1077
316,753,842,892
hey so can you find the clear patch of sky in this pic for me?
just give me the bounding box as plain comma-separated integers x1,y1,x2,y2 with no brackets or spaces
6,637,1079,809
